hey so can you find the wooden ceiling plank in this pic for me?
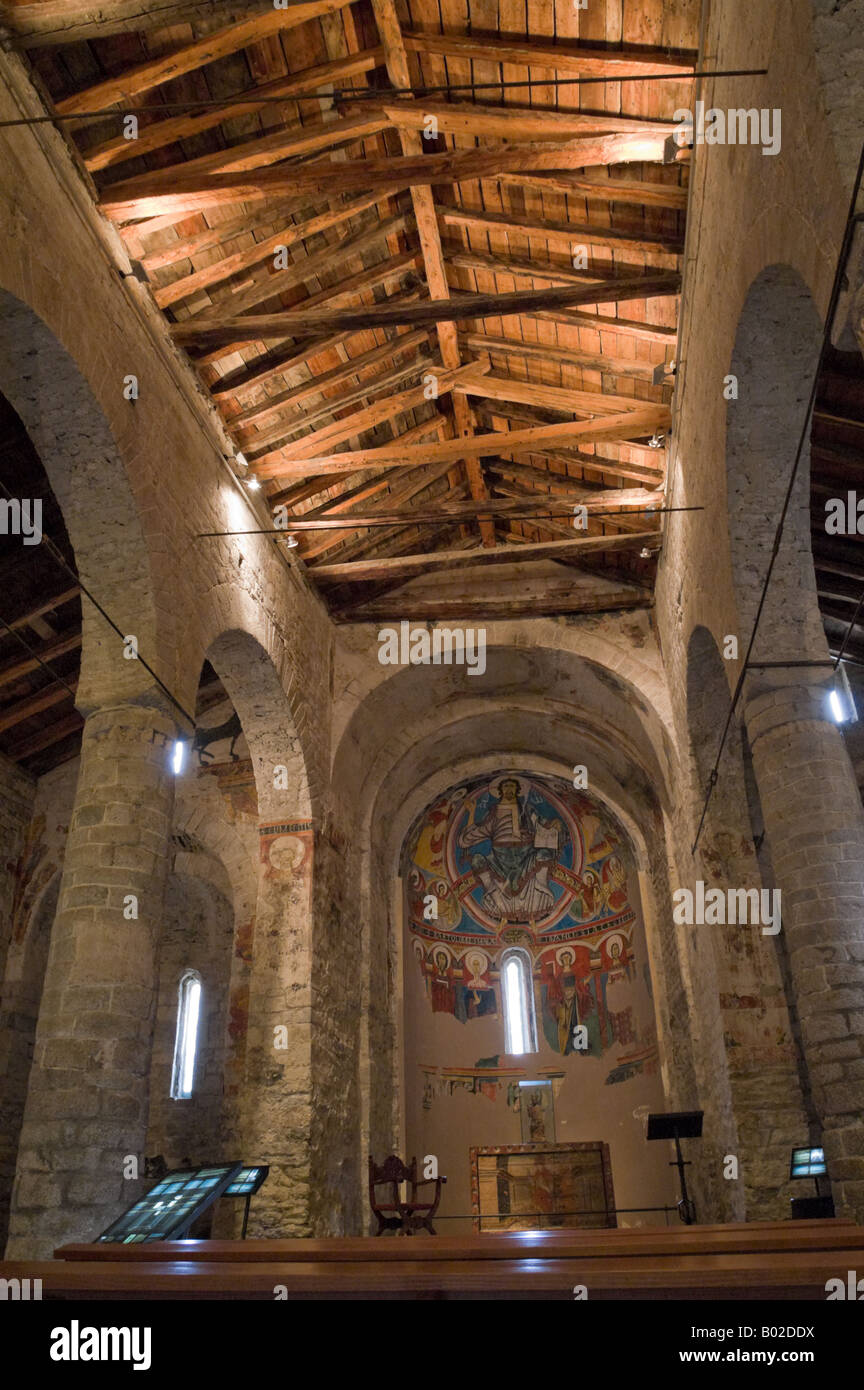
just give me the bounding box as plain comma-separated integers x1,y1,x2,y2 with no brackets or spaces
0,632,83,690
232,327,431,427
7,713,85,761
186,209,412,318
154,188,399,307
257,358,486,465
171,274,680,346
85,50,384,172
54,0,357,115
243,353,437,452
0,681,78,735
190,250,423,364
368,0,495,545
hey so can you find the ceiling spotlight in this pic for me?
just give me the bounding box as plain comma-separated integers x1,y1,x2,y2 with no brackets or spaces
648,433,666,449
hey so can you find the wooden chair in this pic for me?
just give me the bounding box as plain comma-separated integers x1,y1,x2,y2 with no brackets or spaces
368,1155,447,1235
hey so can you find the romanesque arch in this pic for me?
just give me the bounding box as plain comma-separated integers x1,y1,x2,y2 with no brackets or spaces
0,289,163,711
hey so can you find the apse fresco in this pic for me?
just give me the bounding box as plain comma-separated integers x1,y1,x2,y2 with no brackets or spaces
404,772,656,1075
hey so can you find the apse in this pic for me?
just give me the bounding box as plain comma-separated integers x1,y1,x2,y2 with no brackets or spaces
400,769,675,1230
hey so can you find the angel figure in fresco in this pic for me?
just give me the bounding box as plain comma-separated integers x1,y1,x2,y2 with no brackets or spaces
458,777,562,921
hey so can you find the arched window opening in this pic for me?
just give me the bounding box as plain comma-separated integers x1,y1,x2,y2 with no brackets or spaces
501,949,537,1055
171,970,202,1100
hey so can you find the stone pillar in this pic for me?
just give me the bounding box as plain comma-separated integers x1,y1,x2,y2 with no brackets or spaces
5,703,175,1257
746,683,864,1219
241,817,315,1237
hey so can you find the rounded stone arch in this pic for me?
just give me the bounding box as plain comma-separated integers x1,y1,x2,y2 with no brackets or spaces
0,288,163,710
0,870,61,1252
203,627,315,823
807,0,864,197
725,264,826,669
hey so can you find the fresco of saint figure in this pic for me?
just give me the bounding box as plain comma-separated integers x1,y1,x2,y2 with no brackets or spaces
458,776,563,921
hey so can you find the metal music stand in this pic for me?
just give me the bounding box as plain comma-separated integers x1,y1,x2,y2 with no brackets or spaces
647,1110,703,1225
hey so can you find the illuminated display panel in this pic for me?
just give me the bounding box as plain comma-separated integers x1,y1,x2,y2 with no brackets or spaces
224,1165,269,1197
96,1163,242,1243
790,1146,827,1179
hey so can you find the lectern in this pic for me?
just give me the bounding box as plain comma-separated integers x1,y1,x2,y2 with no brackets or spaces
647,1110,703,1225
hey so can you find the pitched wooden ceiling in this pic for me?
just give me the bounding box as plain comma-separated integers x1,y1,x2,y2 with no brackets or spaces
5,0,697,630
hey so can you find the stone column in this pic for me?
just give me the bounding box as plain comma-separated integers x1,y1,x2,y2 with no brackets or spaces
5,703,175,1257
241,817,315,1237
745,683,864,1219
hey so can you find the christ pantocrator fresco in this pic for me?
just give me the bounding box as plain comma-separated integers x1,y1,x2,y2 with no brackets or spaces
404,773,658,1076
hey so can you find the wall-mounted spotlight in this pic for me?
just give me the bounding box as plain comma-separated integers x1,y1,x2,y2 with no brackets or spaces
172,739,188,775
648,433,666,449
828,664,857,724
246,476,261,491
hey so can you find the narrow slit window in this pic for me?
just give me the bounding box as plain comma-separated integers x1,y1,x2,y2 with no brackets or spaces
501,949,537,1055
171,970,202,1100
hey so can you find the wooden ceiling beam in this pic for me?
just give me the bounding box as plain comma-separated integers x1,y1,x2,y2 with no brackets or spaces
453,369,656,416
487,453,665,489
459,331,662,381
268,413,450,507
401,30,696,78
154,189,401,308
495,172,688,210
282,487,657,527
123,111,389,190
256,406,671,477
4,587,80,632
332,586,653,623
172,275,680,346
85,50,385,172
100,137,670,220
439,205,683,258
4,2,279,47
54,0,356,114
363,97,677,142
299,462,462,560
525,308,678,345
446,249,680,298
311,529,663,585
